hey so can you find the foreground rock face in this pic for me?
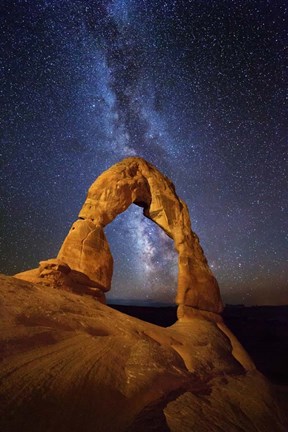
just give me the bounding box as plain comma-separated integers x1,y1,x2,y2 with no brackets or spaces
7,158,287,430
18,157,222,313
0,274,286,432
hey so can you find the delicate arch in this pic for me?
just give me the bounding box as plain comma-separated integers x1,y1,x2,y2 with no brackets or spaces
58,157,223,313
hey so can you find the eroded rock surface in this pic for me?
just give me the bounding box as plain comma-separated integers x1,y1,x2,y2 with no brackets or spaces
23,157,221,313
7,158,287,430
0,274,286,432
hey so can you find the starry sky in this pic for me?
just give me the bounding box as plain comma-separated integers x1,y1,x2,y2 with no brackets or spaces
1,0,287,306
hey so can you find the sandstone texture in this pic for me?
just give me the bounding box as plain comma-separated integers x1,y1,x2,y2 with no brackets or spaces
17,157,222,313
7,158,287,430
0,274,286,431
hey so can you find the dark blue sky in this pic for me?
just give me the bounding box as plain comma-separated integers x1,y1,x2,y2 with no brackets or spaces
1,0,287,305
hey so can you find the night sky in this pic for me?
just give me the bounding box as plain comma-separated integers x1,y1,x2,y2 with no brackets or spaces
1,0,287,306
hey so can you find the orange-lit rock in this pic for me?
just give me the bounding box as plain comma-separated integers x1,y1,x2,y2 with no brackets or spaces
15,258,106,303
56,157,222,313
58,219,113,290
15,157,222,313
0,274,286,432
7,158,287,431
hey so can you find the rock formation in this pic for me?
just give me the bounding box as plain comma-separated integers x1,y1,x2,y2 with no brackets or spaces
3,157,286,431
16,157,223,314
0,274,286,432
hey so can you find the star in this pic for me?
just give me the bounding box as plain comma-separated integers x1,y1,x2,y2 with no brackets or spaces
0,0,287,306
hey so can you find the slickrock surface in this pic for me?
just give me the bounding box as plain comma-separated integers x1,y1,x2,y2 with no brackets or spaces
7,158,287,430
16,157,222,314
0,274,286,432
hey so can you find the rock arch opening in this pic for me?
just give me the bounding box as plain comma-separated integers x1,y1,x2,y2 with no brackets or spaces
57,157,223,313
104,204,178,305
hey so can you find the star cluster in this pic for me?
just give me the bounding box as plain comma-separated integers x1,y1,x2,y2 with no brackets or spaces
1,0,287,305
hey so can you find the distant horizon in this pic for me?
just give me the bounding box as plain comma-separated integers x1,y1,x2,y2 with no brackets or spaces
5,270,287,307
107,298,288,308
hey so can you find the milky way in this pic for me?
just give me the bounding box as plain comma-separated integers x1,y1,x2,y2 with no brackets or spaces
1,0,287,305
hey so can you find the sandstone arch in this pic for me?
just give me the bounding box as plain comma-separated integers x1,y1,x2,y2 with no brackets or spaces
57,157,223,313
